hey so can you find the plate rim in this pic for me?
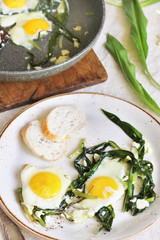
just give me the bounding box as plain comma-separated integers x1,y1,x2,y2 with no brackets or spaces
0,91,160,240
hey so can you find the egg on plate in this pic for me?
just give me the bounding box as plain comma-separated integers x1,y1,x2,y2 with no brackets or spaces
0,0,38,15
66,158,126,223
21,165,71,210
0,12,52,50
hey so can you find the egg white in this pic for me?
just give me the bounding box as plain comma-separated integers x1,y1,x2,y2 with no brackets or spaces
21,165,71,210
0,12,52,50
66,158,126,223
0,0,38,15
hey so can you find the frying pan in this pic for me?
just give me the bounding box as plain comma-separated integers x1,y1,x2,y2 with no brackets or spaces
0,0,105,82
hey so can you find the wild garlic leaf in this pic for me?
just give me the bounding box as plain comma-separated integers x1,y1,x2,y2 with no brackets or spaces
122,0,160,88
101,109,146,159
107,0,160,7
122,0,148,60
140,0,160,7
101,109,143,142
105,33,160,115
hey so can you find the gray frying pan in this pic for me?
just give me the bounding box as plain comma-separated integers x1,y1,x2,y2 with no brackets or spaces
0,0,105,82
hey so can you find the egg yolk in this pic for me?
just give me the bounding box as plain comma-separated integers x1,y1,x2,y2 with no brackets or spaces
29,172,62,199
87,177,118,199
24,19,50,35
4,0,27,8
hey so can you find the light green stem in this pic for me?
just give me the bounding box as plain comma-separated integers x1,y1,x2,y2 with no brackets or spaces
145,66,160,88
107,0,160,7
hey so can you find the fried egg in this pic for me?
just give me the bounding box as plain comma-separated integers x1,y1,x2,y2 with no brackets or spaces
0,0,38,15
0,12,52,50
21,165,71,210
67,158,126,223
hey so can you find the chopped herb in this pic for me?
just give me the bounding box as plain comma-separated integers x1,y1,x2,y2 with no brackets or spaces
85,12,95,16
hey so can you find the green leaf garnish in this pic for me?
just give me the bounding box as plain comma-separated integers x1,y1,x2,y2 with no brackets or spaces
101,109,145,159
95,205,115,232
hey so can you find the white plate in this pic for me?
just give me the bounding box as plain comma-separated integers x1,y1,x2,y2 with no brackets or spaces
0,92,160,240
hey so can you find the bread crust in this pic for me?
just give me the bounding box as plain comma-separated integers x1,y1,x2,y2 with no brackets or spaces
42,105,87,141
21,120,67,161
42,118,64,142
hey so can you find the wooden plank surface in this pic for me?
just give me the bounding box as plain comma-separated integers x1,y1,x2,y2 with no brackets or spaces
0,49,107,112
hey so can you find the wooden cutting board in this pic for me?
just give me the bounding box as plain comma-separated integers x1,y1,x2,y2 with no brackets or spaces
0,49,107,112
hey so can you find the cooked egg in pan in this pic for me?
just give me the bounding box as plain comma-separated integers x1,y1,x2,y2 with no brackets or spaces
0,0,38,15
0,12,52,50
21,165,71,210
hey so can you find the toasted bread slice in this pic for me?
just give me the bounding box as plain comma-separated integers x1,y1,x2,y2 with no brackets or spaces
21,120,67,161
42,105,87,141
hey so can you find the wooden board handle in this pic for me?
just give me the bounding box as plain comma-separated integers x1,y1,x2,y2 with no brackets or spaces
0,50,107,112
